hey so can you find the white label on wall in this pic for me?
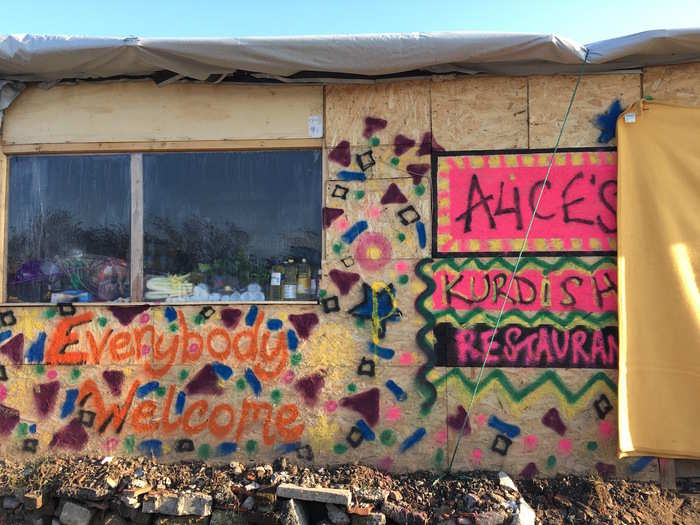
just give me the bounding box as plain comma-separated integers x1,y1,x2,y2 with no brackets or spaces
308,115,323,138
624,112,636,124
270,272,282,286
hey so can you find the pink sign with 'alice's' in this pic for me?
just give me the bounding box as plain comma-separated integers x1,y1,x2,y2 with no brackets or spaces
433,148,617,256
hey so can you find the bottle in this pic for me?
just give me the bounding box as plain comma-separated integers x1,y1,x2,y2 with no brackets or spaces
283,258,297,300
269,258,283,300
296,258,311,300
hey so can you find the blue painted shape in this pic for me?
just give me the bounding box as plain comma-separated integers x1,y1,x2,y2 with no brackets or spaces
338,170,367,182
341,220,368,244
287,330,299,351
244,368,262,396
245,306,258,327
629,456,654,473
137,381,160,398
488,415,521,438
138,439,163,457
385,380,407,402
212,362,233,380
60,389,79,418
416,221,427,249
29,424,36,434
594,99,624,143
267,319,283,331
175,391,186,416
368,342,395,360
0,331,11,344
26,332,46,363
216,442,238,456
355,419,376,441
276,441,302,454
399,428,426,453
164,306,177,323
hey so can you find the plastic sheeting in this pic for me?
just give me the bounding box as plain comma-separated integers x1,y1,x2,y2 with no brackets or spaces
0,29,699,82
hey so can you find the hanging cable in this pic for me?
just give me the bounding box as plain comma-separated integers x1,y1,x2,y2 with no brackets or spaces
437,47,591,481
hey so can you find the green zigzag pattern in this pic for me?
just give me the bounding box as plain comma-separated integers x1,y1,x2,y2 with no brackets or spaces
431,368,618,403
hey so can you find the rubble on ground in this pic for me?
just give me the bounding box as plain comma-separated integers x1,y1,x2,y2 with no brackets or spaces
0,456,697,524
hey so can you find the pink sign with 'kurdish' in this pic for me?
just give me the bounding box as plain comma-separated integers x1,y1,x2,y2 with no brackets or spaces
434,149,617,255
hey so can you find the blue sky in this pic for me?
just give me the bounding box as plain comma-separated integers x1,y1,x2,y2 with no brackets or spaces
1,0,699,43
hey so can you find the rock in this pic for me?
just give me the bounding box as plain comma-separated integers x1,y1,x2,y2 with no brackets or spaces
280,498,310,525
3,495,21,509
210,509,248,525
513,498,536,525
382,502,429,525
231,462,245,475
351,513,386,525
106,476,120,489
389,490,403,502
120,490,141,509
277,483,352,507
475,511,507,525
465,493,479,510
327,503,351,525
59,501,95,525
154,518,209,525
142,491,212,516
24,491,44,510
245,481,261,491
179,492,213,516
356,488,385,504
498,472,518,493
103,513,128,525
242,496,256,511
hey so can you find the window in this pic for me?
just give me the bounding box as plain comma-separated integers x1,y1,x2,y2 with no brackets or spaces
5,149,322,304
7,155,131,303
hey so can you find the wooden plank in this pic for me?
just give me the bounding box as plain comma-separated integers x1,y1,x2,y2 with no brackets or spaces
325,80,431,147
0,151,7,302
2,82,323,145
130,154,144,302
659,458,677,490
431,76,528,150
1,138,323,155
529,73,641,148
644,63,700,106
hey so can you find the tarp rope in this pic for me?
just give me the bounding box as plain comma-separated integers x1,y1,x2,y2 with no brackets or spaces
439,47,591,479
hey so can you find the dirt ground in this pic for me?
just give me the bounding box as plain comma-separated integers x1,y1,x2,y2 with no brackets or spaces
0,456,698,524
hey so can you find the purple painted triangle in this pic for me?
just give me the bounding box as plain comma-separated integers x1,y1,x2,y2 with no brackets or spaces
108,305,150,326
322,207,345,229
447,405,471,435
49,418,88,451
102,370,125,396
294,371,326,406
34,380,60,417
329,141,351,167
417,132,444,156
288,313,319,340
0,404,19,435
220,308,242,330
329,269,360,296
394,134,416,156
363,117,387,139
380,183,408,205
0,334,24,366
186,364,223,396
340,388,380,427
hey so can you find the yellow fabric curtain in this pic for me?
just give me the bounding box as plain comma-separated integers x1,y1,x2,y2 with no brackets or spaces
617,100,700,459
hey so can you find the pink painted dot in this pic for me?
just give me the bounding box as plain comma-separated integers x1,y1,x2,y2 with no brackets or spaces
399,352,414,365
335,217,350,231
0,384,6,403
104,437,119,453
476,413,488,427
47,370,58,380
324,400,338,413
395,261,409,274
435,427,448,445
558,438,573,456
139,313,150,324
470,448,483,465
378,456,394,472
188,343,199,354
368,206,382,219
523,434,538,452
282,370,295,384
599,420,615,439
385,406,402,422
141,345,151,356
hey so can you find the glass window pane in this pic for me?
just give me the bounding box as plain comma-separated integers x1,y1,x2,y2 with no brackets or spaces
7,155,131,303
143,150,322,302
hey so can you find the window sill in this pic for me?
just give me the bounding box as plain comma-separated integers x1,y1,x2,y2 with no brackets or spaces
0,300,320,307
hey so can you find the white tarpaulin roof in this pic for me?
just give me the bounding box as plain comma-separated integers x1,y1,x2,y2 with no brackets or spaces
1,28,700,82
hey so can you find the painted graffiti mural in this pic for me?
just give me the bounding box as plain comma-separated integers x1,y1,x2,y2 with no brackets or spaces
0,87,656,482
432,149,617,256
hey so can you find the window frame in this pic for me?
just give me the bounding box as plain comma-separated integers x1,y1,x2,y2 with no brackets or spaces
0,138,325,305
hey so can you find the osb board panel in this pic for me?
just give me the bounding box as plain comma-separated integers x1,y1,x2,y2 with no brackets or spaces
441,367,657,480
529,74,641,148
2,82,323,144
327,144,431,182
324,178,430,261
643,63,700,106
431,76,528,150
325,81,431,147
